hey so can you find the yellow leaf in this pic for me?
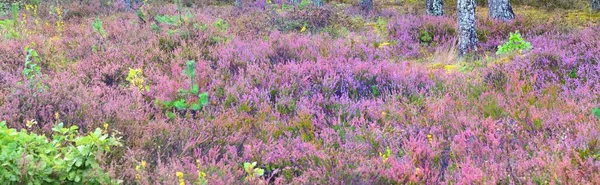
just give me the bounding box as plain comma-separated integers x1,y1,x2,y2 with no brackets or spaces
427,63,444,69
300,26,306,33
444,65,456,72
377,42,390,48
26,119,37,128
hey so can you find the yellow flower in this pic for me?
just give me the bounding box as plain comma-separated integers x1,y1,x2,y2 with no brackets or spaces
381,111,387,117
427,134,433,143
103,123,109,130
176,171,185,185
141,160,147,168
300,26,306,33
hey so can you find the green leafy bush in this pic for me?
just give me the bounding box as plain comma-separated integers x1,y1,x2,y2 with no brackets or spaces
243,162,264,180
212,18,228,31
0,121,122,184
418,29,433,45
209,18,231,44
92,17,107,38
157,61,209,119
126,68,149,91
22,47,47,91
155,14,181,26
496,31,532,55
373,17,388,38
0,3,21,39
298,0,311,9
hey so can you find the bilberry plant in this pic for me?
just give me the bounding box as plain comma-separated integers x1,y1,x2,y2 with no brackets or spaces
496,31,532,55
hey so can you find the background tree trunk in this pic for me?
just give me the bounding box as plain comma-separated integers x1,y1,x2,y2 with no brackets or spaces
457,0,478,56
593,0,600,11
123,0,141,10
426,0,444,16
360,0,373,13
312,0,324,7
489,0,515,21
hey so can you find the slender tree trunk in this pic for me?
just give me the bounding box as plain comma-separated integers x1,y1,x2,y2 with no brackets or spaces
312,0,324,7
592,0,600,11
426,0,444,16
124,0,140,10
489,0,515,21
457,0,478,56
360,0,373,13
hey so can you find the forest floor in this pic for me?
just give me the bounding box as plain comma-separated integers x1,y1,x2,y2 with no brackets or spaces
1,1,600,184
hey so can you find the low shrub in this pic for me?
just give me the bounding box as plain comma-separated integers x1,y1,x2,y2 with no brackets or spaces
0,121,122,184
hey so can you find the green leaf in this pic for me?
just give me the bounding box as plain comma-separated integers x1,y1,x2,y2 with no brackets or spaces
52,122,65,132
191,84,199,95
299,0,311,9
190,102,202,111
167,111,176,119
496,31,532,55
155,14,180,26
198,92,209,107
92,17,107,37
243,162,252,173
184,60,196,79
11,3,19,23
593,107,600,120
93,128,103,136
371,85,379,97
254,168,264,177
173,99,187,110
75,158,83,167
213,18,228,32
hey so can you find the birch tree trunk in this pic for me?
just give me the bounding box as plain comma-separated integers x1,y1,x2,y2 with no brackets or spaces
457,0,478,56
360,0,373,13
489,0,515,21
123,0,140,10
592,0,600,11
312,0,324,7
426,0,444,16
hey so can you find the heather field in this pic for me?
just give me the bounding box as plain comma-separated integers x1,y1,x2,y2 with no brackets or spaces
1,0,600,184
